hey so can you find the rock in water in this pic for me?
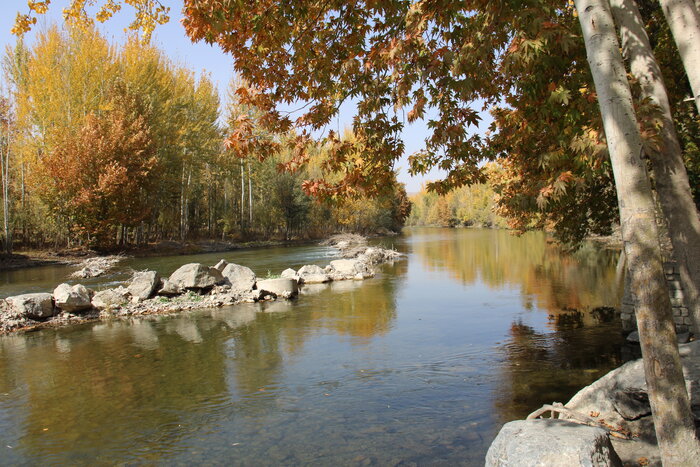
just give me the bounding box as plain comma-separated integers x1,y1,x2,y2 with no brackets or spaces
168,263,224,290
5,293,56,319
91,287,130,311
485,419,621,467
280,268,298,280
54,283,93,312
297,264,330,284
329,259,374,279
128,270,160,301
256,278,299,299
221,263,256,292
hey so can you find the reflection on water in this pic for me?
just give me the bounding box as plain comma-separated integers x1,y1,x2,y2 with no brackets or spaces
0,228,625,465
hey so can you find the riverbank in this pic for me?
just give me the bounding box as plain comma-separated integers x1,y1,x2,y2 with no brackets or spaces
0,232,401,272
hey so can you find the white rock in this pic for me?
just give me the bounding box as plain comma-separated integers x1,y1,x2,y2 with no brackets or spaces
54,283,93,312
168,263,224,290
91,287,130,310
128,270,160,300
485,419,621,466
221,263,256,292
5,293,56,319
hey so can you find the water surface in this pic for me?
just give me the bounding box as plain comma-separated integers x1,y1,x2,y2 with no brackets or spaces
0,228,626,465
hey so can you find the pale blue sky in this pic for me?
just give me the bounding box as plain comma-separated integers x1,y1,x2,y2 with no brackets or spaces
1,0,491,193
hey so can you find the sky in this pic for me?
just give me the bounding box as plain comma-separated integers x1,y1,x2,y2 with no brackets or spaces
0,0,491,194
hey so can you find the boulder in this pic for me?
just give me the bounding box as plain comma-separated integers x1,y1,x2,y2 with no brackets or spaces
329,259,374,279
168,263,224,290
54,283,93,312
221,263,256,292
5,293,56,319
92,287,130,310
485,419,621,467
256,278,299,299
157,279,182,296
564,341,700,465
357,247,402,265
128,270,160,301
297,264,330,284
281,268,298,280
213,259,229,272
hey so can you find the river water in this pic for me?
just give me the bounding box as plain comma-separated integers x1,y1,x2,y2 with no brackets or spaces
0,228,627,465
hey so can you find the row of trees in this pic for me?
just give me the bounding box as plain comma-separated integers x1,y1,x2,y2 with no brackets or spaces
0,25,410,251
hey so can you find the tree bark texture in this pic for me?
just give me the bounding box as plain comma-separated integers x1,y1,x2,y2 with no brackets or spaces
612,0,700,335
575,0,700,464
659,0,700,113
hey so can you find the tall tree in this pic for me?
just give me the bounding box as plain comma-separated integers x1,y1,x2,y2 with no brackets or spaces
575,0,700,462
611,0,700,335
658,0,700,113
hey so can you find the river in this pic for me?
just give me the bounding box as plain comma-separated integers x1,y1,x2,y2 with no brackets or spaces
0,228,628,465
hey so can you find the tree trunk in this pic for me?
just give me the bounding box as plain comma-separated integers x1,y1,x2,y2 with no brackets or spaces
611,0,700,335
575,0,700,464
248,162,253,228
2,120,11,254
659,0,700,113
240,161,245,229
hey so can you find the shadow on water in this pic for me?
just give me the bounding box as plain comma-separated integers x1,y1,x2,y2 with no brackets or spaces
0,228,627,465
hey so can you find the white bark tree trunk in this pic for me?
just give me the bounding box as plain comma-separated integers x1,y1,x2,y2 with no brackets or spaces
575,0,700,464
611,0,700,335
659,0,700,113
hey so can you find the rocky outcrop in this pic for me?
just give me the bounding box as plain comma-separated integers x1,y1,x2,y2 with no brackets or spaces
128,270,160,301
71,255,124,279
92,287,130,310
54,283,93,312
1,245,405,334
256,278,299,299
168,263,224,290
297,264,330,284
485,419,621,466
5,293,55,319
560,340,700,465
221,263,256,292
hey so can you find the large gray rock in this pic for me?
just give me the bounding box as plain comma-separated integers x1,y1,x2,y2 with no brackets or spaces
5,293,55,319
297,264,330,284
329,259,374,279
168,263,224,290
485,419,621,467
256,278,299,299
91,287,130,310
564,341,700,465
128,270,160,300
54,283,93,312
221,263,256,292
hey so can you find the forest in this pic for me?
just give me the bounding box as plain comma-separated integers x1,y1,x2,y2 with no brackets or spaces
0,25,411,252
